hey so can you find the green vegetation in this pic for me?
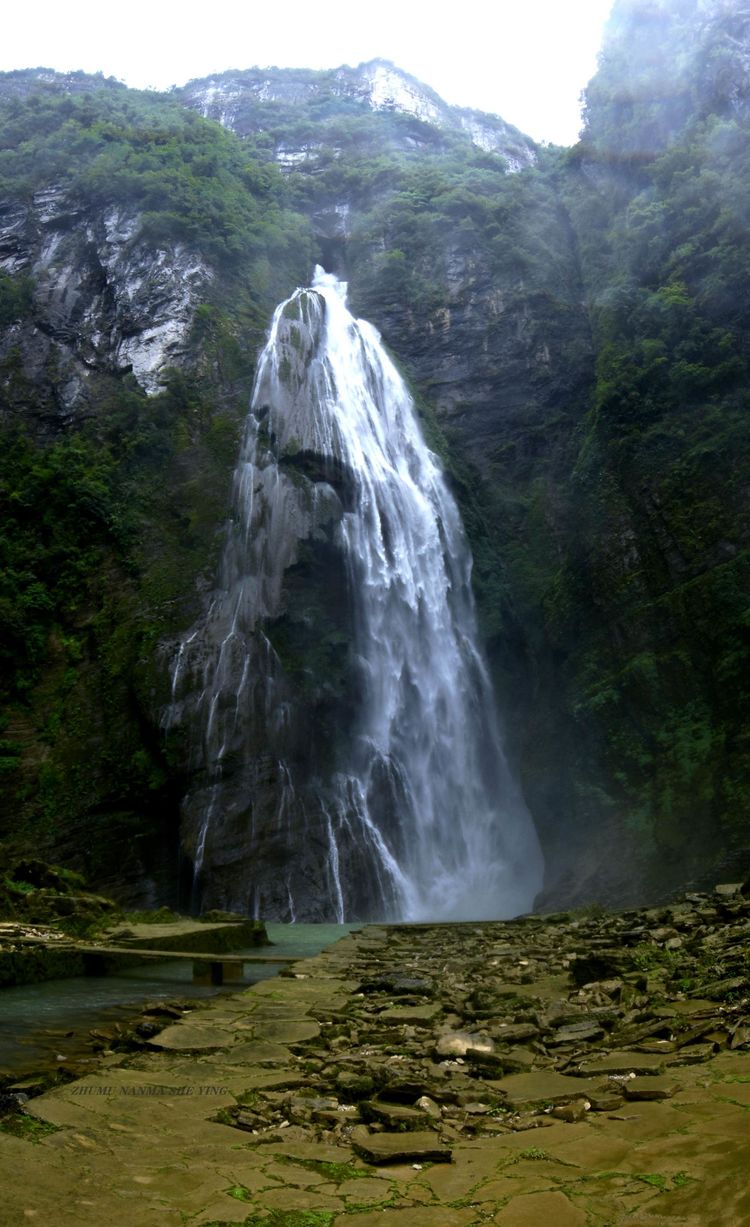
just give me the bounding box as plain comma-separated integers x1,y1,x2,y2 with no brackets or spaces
1,7,750,904
0,1111,60,1142
0,77,311,273
225,1185,253,1202
277,1155,372,1183
534,0,750,892
0,72,315,866
205,1212,335,1227
122,906,181,924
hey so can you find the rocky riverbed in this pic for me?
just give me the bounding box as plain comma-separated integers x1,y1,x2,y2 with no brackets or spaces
1,887,750,1224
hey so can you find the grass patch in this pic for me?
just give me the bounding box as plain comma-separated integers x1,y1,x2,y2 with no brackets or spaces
593,1169,699,1193
254,1213,335,1227
635,1173,669,1191
226,1185,253,1202
0,1112,61,1142
203,1214,336,1227
672,1171,698,1189
518,1146,552,1161
276,1154,372,1182
120,907,182,925
236,1090,261,1108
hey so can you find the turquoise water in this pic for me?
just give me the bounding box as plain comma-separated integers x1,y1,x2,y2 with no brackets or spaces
0,923,359,1077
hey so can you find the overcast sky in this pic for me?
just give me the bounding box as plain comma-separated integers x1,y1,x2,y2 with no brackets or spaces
4,0,614,145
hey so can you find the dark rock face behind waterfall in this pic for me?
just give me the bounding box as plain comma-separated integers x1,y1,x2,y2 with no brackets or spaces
1,3,750,916
167,272,542,921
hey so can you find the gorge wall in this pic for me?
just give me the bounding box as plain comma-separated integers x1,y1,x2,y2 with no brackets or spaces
1,0,749,915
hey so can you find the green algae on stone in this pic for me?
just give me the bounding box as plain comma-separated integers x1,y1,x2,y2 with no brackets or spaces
276,1156,375,1183
203,1213,336,1227
0,1111,60,1142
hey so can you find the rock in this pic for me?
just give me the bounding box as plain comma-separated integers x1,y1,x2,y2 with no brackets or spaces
378,1003,442,1025
575,1052,665,1077
489,1023,540,1042
730,1023,750,1049
695,975,747,1000
360,1100,431,1130
479,1047,536,1073
587,1091,624,1111
651,927,679,943
360,973,434,996
488,1071,599,1109
635,1039,677,1054
552,1098,590,1122
548,1021,605,1046
335,1070,376,1096
8,1079,46,1096
148,1025,231,1052
569,953,625,987
667,1043,717,1065
623,1077,680,1101
436,1031,493,1058
351,1126,452,1165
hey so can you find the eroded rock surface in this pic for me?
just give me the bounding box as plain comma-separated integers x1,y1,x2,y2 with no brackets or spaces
2,890,750,1224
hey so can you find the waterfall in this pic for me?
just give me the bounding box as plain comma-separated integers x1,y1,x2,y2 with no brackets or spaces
166,267,543,921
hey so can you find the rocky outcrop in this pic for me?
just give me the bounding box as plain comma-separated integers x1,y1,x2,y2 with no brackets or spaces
165,288,359,919
0,190,211,421
180,59,537,170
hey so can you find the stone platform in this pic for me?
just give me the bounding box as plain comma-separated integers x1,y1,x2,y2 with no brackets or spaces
0,917,268,988
1,893,750,1224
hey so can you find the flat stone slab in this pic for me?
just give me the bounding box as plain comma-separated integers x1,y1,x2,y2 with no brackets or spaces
344,1209,475,1226
379,1003,442,1024
360,1100,430,1129
468,1046,536,1072
667,1042,716,1065
489,1070,599,1108
495,1189,588,1225
5,908,750,1226
252,1018,320,1043
148,1024,232,1051
624,1076,681,1100
575,1051,666,1076
548,1021,605,1045
351,1126,452,1165
222,1040,292,1064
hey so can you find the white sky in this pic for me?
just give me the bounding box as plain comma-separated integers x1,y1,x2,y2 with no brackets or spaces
4,0,614,145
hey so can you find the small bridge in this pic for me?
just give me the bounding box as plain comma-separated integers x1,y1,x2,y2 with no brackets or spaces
72,945,300,985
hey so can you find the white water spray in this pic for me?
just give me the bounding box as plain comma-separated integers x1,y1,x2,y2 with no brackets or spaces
167,268,543,920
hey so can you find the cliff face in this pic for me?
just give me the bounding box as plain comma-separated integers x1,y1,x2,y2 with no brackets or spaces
1,8,749,916
0,171,222,904
0,71,314,903
0,191,212,414
180,60,537,169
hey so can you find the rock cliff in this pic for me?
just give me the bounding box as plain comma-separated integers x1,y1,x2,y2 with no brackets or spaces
1,1,749,917
180,60,537,169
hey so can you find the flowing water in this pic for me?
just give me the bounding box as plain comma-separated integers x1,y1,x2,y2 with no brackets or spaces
0,924,357,1077
167,268,543,922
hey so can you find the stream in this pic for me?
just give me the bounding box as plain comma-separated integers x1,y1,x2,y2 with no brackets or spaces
0,923,358,1078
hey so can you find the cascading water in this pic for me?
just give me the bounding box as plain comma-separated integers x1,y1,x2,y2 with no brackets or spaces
165,267,543,921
